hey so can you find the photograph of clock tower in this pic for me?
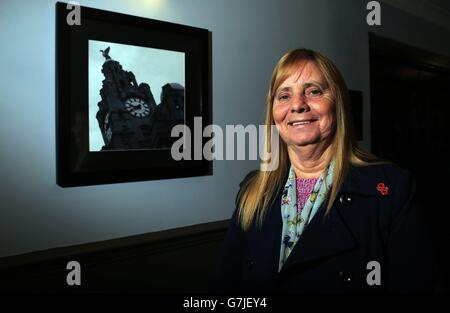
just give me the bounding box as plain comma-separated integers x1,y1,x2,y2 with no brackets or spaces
88,41,185,151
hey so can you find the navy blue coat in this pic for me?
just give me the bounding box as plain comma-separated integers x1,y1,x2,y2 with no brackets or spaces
211,163,434,293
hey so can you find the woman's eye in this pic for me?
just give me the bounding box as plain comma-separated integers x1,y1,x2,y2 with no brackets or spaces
277,94,290,101
306,88,323,97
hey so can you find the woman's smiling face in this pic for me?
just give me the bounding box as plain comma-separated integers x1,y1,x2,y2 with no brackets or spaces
272,61,335,148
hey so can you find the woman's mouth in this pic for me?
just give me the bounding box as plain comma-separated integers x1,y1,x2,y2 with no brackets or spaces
288,119,318,127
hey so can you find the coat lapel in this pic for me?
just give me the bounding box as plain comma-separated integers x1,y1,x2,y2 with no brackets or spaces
245,166,285,277
279,201,357,273
276,165,363,274
252,163,387,276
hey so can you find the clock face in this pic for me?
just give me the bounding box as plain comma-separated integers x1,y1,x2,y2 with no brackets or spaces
125,97,150,118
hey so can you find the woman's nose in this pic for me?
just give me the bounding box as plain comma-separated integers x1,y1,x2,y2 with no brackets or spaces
291,95,310,113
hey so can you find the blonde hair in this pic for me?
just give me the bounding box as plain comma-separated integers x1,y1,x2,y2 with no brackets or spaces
237,48,384,231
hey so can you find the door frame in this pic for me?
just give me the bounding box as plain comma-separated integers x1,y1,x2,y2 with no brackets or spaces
368,34,450,153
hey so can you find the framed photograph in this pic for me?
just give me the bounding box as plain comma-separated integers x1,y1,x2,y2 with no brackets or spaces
56,2,212,187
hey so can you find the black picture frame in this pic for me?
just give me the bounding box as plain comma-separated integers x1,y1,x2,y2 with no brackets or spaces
56,2,212,187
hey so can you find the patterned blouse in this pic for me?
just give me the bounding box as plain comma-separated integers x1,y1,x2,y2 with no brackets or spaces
296,178,318,212
278,160,335,271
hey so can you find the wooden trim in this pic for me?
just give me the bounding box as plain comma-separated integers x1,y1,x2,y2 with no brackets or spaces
0,219,229,271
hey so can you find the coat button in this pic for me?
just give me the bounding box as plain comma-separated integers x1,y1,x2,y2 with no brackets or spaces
247,258,255,270
339,271,352,283
339,194,352,205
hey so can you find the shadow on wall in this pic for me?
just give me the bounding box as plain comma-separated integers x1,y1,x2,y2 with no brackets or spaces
370,34,450,292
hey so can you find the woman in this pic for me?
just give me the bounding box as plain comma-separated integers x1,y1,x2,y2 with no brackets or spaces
211,48,433,293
